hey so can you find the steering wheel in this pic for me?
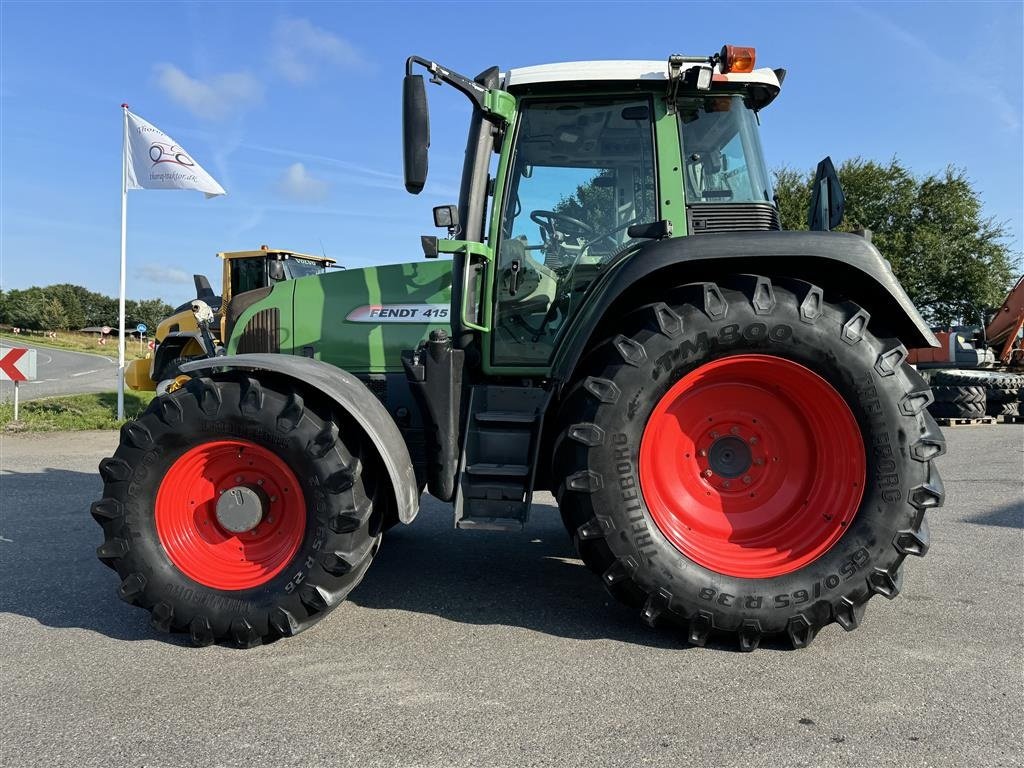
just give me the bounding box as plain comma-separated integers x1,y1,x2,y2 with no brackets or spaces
530,210,598,247
529,216,642,340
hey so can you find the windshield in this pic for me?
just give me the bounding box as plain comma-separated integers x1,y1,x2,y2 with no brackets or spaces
282,257,326,280
678,95,772,204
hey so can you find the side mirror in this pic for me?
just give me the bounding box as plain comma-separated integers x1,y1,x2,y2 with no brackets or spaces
432,204,459,230
268,261,285,281
403,74,429,194
807,156,845,231
421,235,439,258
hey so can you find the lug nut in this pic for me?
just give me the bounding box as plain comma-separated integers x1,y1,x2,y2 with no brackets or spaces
235,476,243,483
703,469,713,478
698,449,707,457
270,495,277,503
723,480,732,489
730,426,740,435
257,479,264,486
742,475,752,485
754,457,765,466
710,431,720,439
749,436,759,445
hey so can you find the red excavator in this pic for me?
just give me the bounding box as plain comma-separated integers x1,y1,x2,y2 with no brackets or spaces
908,275,1024,418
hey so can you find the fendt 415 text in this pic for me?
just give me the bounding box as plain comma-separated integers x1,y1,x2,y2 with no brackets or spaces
93,47,945,650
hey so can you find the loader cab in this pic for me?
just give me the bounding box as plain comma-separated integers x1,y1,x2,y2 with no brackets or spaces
218,247,335,342
221,247,334,308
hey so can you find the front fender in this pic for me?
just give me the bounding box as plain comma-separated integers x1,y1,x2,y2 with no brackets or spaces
552,231,939,386
180,354,419,524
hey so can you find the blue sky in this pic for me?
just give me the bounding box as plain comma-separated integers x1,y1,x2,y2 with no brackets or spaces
1,1,1021,305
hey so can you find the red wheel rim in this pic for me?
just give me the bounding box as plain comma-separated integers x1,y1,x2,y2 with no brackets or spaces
639,354,865,578
155,439,306,590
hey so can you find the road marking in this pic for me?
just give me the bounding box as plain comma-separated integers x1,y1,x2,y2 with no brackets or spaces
0,339,117,363
71,369,102,377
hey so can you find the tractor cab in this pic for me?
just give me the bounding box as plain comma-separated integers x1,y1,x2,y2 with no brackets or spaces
403,50,786,369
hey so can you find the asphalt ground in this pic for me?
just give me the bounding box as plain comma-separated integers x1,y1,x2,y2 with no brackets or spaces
0,340,117,402
0,426,1021,768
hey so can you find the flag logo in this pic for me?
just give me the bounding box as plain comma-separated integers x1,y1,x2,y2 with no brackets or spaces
148,142,195,168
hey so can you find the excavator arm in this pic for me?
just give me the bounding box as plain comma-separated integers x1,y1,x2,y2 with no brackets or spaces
985,275,1024,365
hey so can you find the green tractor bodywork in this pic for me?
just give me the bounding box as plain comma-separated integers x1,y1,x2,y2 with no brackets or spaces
98,48,945,650
226,259,453,372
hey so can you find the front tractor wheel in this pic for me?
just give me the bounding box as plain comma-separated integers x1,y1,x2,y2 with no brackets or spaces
554,275,946,650
92,376,382,647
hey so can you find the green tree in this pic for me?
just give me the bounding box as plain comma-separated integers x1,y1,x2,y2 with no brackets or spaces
773,157,1019,326
1,287,46,329
39,297,69,330
45,284,87,330
125,298,174,332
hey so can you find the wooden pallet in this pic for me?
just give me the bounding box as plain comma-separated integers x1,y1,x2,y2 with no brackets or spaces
934,416,997,427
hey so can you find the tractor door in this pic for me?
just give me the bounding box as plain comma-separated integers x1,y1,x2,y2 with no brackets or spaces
488,95,658,368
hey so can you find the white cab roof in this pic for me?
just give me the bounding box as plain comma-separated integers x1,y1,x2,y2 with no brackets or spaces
503,60,781,90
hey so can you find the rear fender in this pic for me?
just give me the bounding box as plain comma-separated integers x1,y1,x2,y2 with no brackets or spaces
552,231,939,387
180,354,419,524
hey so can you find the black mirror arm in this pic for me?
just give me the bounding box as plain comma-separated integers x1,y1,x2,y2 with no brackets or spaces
406,56,488,109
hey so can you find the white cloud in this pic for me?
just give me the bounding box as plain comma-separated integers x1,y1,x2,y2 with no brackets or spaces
154,64,263,121
272,18,365,84
135,264,193,285
277,162,329,202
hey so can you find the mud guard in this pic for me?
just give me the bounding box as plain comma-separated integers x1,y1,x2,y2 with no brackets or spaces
552,230,939,387
180,354,419,524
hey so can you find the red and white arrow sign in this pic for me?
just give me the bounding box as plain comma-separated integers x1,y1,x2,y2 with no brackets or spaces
0,347,37,382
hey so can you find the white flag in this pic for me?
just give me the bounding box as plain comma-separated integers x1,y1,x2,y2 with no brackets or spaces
124,110,226,198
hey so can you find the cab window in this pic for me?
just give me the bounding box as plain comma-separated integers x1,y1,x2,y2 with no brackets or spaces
230,257,268,296
678,95,772,204
493,95,657,366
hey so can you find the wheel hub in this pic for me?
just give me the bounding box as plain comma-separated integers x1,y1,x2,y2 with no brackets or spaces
215,485,266,533
706,435,752,478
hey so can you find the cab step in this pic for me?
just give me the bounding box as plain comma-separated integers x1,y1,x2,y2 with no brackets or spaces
455,385,550,531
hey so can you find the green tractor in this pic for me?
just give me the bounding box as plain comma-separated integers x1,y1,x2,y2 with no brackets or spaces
93,47,945,650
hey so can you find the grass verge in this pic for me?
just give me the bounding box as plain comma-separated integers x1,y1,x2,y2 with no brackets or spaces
0,331,148,360
1,391,156,432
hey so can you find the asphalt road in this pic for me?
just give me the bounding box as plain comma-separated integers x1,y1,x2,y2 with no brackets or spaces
0,426,1021,768
0,340,117,402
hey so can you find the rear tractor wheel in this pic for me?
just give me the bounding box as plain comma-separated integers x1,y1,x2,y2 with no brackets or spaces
554,275,945,650
92,376,382,647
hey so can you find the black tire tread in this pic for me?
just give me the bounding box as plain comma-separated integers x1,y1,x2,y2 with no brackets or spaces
553,275,944,650
92,375,382,647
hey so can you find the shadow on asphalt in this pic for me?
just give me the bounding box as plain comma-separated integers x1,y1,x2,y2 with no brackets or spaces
0,469,696,648
348,500,698,650
965,498,1024,529
0,468,792,651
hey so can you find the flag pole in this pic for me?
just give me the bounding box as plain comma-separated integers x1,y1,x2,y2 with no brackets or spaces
117,103,129,421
